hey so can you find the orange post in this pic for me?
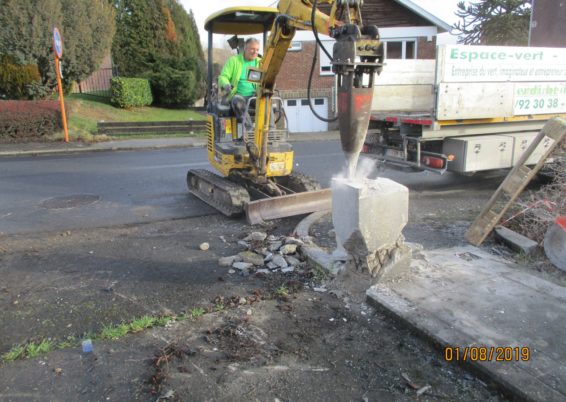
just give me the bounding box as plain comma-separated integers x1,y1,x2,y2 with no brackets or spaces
54,57,69,143
52,27,69,143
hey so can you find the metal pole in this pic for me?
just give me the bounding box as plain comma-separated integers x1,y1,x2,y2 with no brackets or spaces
55,57,69,143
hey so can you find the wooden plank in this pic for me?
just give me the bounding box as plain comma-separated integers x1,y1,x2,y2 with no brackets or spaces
465,117,566,246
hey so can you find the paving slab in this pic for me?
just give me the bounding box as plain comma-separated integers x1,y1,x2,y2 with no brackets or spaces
367,246,566,402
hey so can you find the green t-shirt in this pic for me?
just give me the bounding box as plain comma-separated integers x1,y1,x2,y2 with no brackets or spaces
236,59,257,97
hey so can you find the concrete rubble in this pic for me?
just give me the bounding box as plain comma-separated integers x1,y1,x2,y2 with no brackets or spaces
218,231,309,276
331,177,411,281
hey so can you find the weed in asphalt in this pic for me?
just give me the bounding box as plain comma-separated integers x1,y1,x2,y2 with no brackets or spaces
2,345,25,362
190,307,205,319
215,303,225,312
130,316,157,333
25,339,52,358
2,339,53,362
100,323,130,340
275,285,289,297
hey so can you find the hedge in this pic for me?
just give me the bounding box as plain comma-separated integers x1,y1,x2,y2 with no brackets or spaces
0,101,62,142
0,56,42,100
110,77,153,108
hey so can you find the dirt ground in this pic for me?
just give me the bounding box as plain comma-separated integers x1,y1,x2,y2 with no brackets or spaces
0,213,505,401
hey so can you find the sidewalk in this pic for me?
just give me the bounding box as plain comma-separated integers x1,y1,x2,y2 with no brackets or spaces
297,211,566,402
0,131,340,157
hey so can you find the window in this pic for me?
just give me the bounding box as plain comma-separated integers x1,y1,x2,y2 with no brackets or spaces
301,99,309,106
319,40,334,76
383,39,417,60
287,100,297,106
289,41,302,52
314,98,324,105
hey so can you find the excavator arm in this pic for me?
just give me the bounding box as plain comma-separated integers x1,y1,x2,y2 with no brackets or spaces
251,0,383,177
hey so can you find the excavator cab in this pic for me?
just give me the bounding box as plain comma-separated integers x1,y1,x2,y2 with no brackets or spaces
203,7,292,178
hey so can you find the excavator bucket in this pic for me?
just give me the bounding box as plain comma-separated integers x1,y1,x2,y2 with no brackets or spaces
245,189,332,225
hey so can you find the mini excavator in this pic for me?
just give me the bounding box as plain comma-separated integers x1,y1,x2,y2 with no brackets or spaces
187,0,383,224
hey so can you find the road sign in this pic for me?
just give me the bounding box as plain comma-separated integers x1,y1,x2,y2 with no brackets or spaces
53,27,63,59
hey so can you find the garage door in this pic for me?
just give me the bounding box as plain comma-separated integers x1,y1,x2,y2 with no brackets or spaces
285,98,328,133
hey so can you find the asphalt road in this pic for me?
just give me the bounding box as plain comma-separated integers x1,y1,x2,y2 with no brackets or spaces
0,140,506,235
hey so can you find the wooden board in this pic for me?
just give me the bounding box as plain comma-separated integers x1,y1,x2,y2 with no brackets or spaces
465,117,566,246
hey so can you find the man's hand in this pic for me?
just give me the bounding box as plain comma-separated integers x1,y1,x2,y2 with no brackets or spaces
223,84,232,94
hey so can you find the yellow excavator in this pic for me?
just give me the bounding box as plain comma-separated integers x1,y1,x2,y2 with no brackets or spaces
187,0,383,224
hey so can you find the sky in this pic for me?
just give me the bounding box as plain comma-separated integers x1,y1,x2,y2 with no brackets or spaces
179,0,462,47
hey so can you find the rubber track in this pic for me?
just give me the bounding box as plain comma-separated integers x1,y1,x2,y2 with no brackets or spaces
187,169,250,217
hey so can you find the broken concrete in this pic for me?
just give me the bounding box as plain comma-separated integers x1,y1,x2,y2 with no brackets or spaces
495,225,539,255
331,177,410,279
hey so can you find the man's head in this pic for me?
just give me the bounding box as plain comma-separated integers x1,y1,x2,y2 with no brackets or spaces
244,38,260,61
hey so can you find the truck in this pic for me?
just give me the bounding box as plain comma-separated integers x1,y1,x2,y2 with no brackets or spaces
362,44,566,174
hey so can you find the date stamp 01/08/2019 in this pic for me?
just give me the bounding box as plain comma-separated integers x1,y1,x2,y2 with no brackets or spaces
444,346,531,362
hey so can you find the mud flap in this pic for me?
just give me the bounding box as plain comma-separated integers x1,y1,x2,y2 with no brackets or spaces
245,189,332,225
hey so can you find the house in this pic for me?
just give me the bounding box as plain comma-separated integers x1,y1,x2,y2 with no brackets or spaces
276,0,451,133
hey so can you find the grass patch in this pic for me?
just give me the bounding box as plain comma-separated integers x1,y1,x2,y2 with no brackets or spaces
190,307,206,319
2,339,53,362
100,323,130,340
53,93,206,142
129,316,157,333
275,285,289,297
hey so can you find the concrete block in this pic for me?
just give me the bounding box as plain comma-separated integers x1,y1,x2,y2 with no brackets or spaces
494,226,539,255
332,177,409,254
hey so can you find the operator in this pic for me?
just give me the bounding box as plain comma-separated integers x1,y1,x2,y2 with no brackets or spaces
218,37,261,126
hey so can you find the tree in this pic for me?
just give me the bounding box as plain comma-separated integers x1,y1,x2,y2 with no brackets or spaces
60,0,116,89
0,0,63,96
453,0,532,46
0,0,115,97
111,0,205,106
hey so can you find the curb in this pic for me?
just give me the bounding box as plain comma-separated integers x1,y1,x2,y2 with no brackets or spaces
0,142,207,157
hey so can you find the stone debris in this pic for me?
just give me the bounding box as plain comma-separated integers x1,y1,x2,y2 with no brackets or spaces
232,262,253,271
218,233,309,274
238,251,265,266
272,255,288,268
244,232,268,242
237,240,249,249
266,262,279,270
199,242,210,251
218,255,242,267
279,244,298,255
285,255,302,267
268,241,283,252
284,237,304,246
313,287,328,293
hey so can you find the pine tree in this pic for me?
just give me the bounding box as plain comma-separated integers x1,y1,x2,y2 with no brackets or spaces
453,0,531,46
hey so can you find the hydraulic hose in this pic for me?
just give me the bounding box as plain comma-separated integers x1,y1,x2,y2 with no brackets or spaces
308,0,338,123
